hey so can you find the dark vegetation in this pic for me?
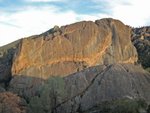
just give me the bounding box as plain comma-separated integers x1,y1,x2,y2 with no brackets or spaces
146,68,150,73
131,27,150,71
85,98,148,113
28,76,65,113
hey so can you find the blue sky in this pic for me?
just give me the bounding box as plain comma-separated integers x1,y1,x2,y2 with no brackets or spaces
0,0,150,46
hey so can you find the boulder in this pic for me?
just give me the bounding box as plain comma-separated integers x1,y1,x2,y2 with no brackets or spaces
56,64,150,113
12,18,137,79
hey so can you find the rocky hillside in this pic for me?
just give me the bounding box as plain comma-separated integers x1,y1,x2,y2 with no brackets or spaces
8,64,150,113
0,40,20,88
0,18,150,113
131,26,150,69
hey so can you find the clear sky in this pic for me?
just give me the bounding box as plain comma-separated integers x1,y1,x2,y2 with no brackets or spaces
0,0,150,46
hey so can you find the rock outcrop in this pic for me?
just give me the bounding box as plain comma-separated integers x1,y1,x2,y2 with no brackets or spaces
131,27,150,69
10,64,150,113
10,64,149,113
55,64,150,113
0,18,150,113
12,18,137,79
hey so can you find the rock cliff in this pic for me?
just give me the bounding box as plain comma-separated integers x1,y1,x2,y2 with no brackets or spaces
0,18,149,113
12,18,137,79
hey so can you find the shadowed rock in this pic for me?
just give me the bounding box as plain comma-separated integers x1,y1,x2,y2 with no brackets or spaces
56,64,150,113
0,40,20,87
131,26,150,69
8,64,150,113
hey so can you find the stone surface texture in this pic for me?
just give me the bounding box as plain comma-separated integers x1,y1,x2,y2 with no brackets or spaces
12,18,137,79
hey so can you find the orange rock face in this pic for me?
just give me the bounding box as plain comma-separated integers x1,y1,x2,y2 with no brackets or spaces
12,18,137,79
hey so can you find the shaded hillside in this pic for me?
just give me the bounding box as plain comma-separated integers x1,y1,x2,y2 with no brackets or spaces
131,27,150,69
8,64,150,113
0,40,20,89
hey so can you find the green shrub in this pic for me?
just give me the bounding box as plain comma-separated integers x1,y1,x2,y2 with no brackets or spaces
85,98,148,113
111,99,147,113
28,76,65,113
145,67,150,73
